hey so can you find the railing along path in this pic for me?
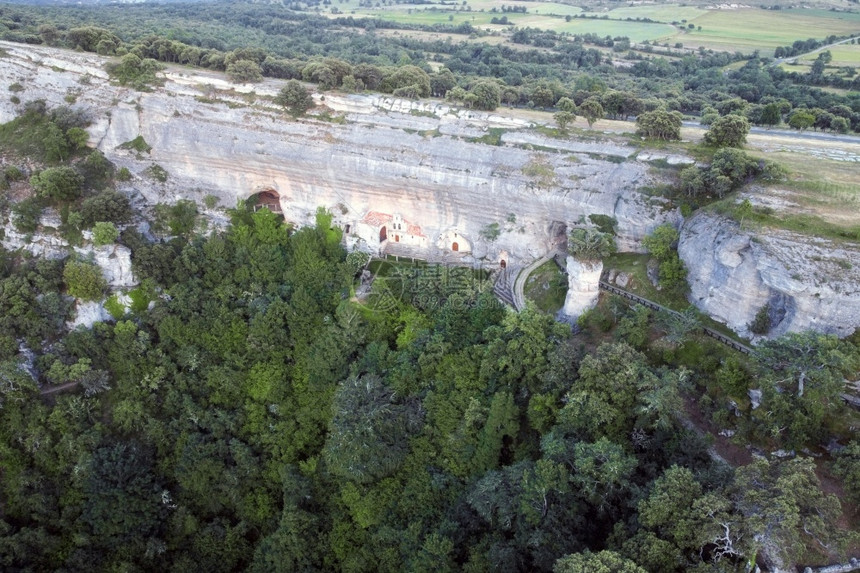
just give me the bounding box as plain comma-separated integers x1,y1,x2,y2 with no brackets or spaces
598,281,753,354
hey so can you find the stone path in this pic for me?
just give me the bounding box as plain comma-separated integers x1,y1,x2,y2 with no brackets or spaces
382,242,472,266
512,249,562,311
597,280,754,354
492,265,519,308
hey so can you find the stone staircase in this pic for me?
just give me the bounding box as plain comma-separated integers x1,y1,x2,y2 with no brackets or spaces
493,265,519,308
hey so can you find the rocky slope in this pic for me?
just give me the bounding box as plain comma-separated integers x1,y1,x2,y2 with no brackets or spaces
680,212,860,338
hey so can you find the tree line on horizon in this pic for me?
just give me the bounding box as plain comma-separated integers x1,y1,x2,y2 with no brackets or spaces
0,1,859,132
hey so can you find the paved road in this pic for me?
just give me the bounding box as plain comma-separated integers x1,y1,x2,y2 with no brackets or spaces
771,36,859,66
512,250,561,311
681,120,860,145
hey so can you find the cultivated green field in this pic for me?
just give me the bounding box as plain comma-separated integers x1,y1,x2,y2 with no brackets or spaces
778,42,860,80
658,8,860,55
465,0,583,16
795,42,860,65
518,17,674,41
580,4,707,22
326,2,860,56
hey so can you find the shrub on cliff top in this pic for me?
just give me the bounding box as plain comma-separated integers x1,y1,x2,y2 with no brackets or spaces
64,259,107,301
274,80,315,117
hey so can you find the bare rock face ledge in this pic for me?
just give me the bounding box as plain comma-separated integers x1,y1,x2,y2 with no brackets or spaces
679,212,860,339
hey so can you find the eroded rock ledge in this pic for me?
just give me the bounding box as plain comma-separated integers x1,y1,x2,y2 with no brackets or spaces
679,212,860,338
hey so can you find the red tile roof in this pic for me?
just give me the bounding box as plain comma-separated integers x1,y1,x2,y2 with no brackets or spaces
361,211,392,227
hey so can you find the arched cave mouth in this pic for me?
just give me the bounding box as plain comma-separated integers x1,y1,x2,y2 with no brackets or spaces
250,190,282,213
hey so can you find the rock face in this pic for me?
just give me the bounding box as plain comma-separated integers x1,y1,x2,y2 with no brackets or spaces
75,243,136,288
680,212,860,338
2,224,137,289
69,300,111,330
562,256,602,319
4,42,858,337
0,41,679,267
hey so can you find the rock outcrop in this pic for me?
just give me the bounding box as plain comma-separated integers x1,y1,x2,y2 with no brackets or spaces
562,257,602,319
75,242,136,288
680,212,860,338
69,300,111,330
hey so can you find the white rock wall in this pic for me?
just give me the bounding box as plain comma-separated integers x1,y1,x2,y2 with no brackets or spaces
0,41,679,268
680,213,860,338
562,256,603,319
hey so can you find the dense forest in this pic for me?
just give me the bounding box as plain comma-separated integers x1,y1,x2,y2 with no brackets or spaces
1,1,859,131
0,100,858,571
1,0,860,570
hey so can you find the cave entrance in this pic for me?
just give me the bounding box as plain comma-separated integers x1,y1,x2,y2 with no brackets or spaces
452,242,459,252
251,190,282,214
380,226,387,242
549,221,568,247
500,259,507,269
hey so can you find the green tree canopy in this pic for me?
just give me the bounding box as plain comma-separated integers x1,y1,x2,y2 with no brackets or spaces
470,80,501,111
63,259,107,301
554,110,575,131
226,59,263,83
30,166,84,201
703,114,750,147
636,109,682,140
760,102,782,126
579,97,604,128
788,109,815,131
92,221,119,246
382,65,431,98
274,80,315,117
567,227,616,261
734,457,846,569
553,550,647,573
323,374,422,483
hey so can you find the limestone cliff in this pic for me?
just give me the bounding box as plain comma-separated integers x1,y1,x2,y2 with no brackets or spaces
0,41,678,267
7,42,857,338
679,212,860,338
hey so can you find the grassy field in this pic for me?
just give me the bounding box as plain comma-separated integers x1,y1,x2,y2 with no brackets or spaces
703,146,860,242
328,0,683,41
659,8,860,55
324,1,860,55
320,0,860,54
465,0,583,16
793,42,860,65
581,4,707,22
330,4,675,41
530,18,675,41
751,151,860,224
